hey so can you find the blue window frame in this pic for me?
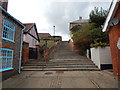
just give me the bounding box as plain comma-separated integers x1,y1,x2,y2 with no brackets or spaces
2,18,15,42
0,48,14,72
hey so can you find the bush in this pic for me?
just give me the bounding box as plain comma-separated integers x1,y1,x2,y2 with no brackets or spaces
90,42,109,48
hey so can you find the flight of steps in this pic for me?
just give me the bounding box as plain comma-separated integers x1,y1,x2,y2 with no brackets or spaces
21,59,100,71
22,42,99,71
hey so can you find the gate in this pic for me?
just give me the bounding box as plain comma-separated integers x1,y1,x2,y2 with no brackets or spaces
29,48,38,59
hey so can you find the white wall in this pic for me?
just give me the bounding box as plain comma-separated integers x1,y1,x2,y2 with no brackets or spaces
91,46,112,69
99,47,112,64
91,47,101,69
86,49,90,59
23,26,38,48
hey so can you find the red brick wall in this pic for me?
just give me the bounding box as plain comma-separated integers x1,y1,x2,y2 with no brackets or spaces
22,42,29,64
108,4,120,77
69,39,79,51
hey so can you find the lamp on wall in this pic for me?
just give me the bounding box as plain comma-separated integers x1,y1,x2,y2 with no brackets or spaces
108,18,120,26
117,38,120,50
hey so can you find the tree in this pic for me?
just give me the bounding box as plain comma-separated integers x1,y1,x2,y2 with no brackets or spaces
89,7,108,27
70,25,81,32
72,7,109,55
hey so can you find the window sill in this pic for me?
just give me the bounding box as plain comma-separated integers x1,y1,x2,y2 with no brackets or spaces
0,68,14,72
2,37,15,43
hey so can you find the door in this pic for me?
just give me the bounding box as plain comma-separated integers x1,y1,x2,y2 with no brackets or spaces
29,48,38,59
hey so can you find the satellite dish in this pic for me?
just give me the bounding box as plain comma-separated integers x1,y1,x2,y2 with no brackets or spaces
108,18,120,26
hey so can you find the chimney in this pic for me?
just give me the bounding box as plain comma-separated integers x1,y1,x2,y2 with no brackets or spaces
79,16,82,20
1,0,8,11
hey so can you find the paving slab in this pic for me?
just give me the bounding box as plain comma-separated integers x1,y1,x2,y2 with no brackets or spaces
61,77,96,88
15,77,52,88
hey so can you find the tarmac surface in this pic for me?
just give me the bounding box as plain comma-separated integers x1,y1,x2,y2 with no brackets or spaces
2,70,119,88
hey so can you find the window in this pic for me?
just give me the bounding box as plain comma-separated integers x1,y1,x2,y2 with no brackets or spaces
32,39,35,46
0,48,14,72
2,18,15,42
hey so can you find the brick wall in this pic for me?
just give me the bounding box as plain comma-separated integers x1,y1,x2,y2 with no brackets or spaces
108,4,120,77
22,42,29,64
69,39,79,51
1,12,23,80
41,41,61,62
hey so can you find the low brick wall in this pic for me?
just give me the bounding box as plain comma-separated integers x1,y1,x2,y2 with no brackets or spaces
22,42,29,64
69,40,79,51
43,41,61,62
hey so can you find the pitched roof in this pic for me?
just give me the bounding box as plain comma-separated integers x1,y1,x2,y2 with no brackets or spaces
39,33,51,38
23,23,40,42
23,23,34,32
102,0,119,32
70,19,89,24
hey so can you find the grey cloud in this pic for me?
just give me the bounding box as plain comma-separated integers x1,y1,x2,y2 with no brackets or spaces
43,2,110,41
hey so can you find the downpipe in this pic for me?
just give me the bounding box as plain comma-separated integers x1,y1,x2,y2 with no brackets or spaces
18,27,26,73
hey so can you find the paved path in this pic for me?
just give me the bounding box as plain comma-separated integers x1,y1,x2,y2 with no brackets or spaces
3,71,119,88
51,41,87,61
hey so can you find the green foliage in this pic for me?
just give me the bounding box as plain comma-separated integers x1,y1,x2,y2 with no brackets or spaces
73,23,95,44
72,7,109,55
73,23,109,44
90,42,109,48
52,37,61,42
39,40,55,47
71,25,81,32
89,7,108,27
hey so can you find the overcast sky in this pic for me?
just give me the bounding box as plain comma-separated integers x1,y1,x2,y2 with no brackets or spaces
8,0,112,41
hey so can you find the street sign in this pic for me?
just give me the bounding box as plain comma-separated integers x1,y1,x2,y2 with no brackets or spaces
117,38,120,49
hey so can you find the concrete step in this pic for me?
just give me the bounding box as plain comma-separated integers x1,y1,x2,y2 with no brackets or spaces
22,63,99,71
24,63,95,66
22,64,97,68
26,60,94,65
50,59,91,62
22,67,100,71
29,60,92,64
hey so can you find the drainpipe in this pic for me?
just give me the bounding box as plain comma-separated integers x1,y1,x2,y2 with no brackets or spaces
18,26,26,73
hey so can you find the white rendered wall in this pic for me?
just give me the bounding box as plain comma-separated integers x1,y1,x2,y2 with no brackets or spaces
23,26,38,48
86,49,90,59
91,46,112,69
99,47,112,64
91,47,101,69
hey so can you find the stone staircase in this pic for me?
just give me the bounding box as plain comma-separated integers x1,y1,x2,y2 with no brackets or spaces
22,41,99,71
21,59,99,71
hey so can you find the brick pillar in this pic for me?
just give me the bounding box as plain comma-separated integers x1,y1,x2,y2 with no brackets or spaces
22,42,29,64
35,45,40,59
43,48,49,62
